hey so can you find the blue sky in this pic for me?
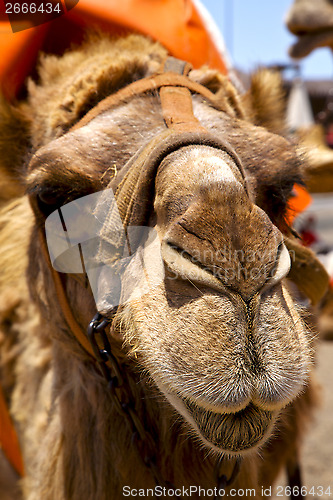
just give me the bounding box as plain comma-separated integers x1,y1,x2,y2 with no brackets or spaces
201,0,333,80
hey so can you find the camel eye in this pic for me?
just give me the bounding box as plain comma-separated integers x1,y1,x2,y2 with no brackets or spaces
37,189,69,217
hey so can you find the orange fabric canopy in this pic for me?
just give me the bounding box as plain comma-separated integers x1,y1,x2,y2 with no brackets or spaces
286,184,312,225
0,0,228,100
0,385,24,476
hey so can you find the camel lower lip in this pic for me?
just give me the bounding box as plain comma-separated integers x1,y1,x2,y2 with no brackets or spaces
184,399,275,452
289,28,333,57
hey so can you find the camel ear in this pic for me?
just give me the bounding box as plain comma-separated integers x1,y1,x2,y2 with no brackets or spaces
241,69,287,136
0,96,31,203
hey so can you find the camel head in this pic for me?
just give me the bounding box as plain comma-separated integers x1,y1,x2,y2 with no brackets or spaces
5,36,313,458
120,143,312,456
286,0,333,57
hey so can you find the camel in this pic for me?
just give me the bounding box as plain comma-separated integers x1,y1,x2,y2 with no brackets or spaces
286,0,333,340
286,0,333,58
0,34,328,499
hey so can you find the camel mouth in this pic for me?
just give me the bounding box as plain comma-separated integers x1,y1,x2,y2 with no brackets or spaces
289,27,333,57
155,378,276,454
183,398,275,453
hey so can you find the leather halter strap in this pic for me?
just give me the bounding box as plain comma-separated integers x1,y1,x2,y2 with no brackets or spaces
36,220,95,357
159,57,207,133
70,61,224,133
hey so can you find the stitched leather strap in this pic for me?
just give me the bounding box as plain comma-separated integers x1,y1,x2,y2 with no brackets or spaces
159,56,207,133
162,56,192,76
160,86,207,132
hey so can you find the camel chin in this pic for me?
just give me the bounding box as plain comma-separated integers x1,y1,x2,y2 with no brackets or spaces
155,378,276,456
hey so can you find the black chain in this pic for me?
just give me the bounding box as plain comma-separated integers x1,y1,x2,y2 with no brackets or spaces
87,312,242,498
87,312,173,493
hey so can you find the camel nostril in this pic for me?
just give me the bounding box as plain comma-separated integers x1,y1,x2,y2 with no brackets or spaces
166,242,210,273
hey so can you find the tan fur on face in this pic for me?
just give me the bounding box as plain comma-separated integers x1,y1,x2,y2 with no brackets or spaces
0,98,30,206
120,281,312,453
27,34,167,149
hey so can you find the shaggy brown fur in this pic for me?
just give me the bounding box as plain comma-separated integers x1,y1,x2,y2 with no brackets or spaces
0,34,320,499
0,98,30,205
242,69,288,136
